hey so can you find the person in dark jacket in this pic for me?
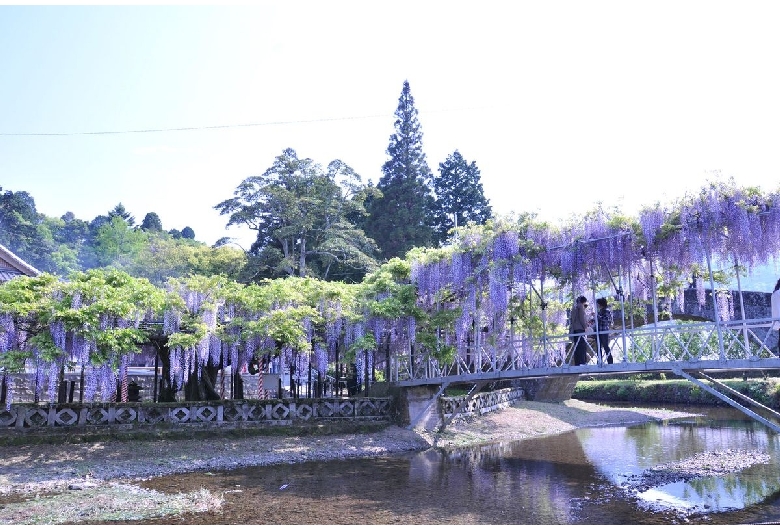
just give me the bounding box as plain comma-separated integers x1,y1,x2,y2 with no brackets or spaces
595,297,614,364
569,295,590,366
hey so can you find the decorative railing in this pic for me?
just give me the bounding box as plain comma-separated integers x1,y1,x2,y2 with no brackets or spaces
392,317,780,382
440,387,524,418
0,397,393,431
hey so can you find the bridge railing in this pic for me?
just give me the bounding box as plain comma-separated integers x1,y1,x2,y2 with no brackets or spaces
390,317,780,382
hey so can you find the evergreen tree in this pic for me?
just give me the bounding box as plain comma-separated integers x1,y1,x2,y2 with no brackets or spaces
364,80,435,260
431,150,492,244
181,226,195,239
108,203,135,226
141,212,163,232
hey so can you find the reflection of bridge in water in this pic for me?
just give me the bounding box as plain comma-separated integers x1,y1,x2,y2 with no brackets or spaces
390,311,780,433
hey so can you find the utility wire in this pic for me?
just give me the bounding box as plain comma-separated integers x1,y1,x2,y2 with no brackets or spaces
0,105,494,137
0,113,389,137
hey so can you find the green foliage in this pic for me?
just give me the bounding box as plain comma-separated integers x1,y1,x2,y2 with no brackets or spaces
0,269,167,371
431,150,492,245
93,217,148,268
140,212,163,232
363,80,435,260
126,233,248,286
108,203,135,226
215,148,379,281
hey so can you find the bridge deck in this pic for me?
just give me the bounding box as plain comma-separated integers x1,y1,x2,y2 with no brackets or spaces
391,317,780,387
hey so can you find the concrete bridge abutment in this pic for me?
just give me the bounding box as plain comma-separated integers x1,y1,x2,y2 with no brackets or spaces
397,375,580,431
514,375,580,402
397,385,444,431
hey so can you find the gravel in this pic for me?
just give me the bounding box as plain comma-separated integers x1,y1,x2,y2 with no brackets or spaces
624,449,772,492
0,425,429,497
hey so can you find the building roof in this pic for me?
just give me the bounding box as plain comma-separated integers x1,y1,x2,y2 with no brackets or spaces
0,243,41,281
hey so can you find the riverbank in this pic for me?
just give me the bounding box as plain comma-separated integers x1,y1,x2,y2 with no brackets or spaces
573,376,780,408
0,399,695,524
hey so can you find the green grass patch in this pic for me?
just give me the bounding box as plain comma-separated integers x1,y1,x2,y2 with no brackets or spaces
573,377,780,408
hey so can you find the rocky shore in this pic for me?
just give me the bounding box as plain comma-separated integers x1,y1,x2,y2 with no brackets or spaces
0,399,752,524
624,449,772,493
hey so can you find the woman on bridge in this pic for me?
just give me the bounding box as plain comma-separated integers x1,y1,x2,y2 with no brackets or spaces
569,296,590,366
595,297,613,364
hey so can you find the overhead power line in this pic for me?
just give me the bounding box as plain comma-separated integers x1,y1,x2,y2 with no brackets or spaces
0,113,391,137
0,105,495,137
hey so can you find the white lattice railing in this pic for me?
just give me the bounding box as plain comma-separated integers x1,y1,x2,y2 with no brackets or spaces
392,317,780,382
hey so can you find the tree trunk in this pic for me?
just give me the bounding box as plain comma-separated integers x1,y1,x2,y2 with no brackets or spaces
183,365,221,401
151,337,178,402
299,237,306,276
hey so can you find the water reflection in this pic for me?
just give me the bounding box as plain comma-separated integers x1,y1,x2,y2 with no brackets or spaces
140,410,780,525
577,419,780,514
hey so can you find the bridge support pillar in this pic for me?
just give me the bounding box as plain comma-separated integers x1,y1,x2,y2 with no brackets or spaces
516,375,580,403
398,385,444,431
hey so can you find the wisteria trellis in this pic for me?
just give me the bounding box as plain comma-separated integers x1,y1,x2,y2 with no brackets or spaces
1,181,780,407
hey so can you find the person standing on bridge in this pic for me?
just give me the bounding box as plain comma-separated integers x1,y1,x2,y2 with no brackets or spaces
595,297,614,364
569,295,590,366
772,279,780,355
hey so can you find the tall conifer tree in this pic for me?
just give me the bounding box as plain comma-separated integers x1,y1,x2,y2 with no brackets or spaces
431,150,492,244
364,80,435,260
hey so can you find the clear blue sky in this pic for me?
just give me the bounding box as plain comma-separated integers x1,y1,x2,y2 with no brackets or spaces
2,1,780,259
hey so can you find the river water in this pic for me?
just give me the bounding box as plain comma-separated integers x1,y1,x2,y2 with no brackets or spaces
138,405,780,525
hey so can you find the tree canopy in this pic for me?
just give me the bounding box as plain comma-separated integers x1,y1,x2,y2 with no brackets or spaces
140,212,163,232
2,180,780,407
215,148,380,282
0,191,247,284
363,80,436,260
431,150,492,245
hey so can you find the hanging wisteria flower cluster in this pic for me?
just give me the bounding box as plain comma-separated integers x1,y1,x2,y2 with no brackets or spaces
406,181,780,372
2,180,780,407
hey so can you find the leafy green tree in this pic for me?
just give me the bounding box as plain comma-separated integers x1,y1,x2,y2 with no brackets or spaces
363,80,435,260
0,188,42,262
215,148,379,281
140,212,163,232
93,216,148,268
0,190,82,275
431,150,492,244
0,269,167,402
181,226,195,240
126,233,248,286
58,212,90,246
37,215,80,276
82,206,135,269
